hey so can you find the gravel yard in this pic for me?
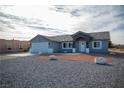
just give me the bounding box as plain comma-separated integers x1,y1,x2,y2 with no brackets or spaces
0,54,124,88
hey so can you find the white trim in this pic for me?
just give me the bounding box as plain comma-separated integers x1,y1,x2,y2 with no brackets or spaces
62,42,73,49
92,41,102,49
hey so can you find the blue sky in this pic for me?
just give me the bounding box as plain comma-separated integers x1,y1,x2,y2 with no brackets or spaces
0,5,124,44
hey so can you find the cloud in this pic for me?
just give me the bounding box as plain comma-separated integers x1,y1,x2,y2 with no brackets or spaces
110,30,124,44
0,5,124,44
113,23,124,31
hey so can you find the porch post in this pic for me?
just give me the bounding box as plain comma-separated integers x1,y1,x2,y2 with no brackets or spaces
86,41,90,53
72,41,76,53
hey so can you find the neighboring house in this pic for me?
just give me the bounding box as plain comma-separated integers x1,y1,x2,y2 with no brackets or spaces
0,39,30,53
30,31,110,54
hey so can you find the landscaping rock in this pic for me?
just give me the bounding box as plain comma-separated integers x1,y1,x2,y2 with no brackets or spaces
49,55,57,60
94,57,105,64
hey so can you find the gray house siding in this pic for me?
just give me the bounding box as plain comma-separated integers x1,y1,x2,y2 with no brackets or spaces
73,40,109,54
89,40,109,54
31,36,62,53
30,35,60,53
49,42,61,53
75,41,80,52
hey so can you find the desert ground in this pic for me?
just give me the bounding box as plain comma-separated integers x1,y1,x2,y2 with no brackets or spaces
0,52,124,88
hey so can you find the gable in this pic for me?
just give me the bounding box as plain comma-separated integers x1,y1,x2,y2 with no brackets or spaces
72,31,92,41
30,35,50,43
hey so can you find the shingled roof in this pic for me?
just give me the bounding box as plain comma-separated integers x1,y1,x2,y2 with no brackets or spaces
32,31,110,42
46,35,73,42
89,31,110,40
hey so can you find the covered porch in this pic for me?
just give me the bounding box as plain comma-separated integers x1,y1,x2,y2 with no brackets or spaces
72,31,92,53
61,31,92,53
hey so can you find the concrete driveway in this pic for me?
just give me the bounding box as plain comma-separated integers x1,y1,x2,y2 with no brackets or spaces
0,52,35,61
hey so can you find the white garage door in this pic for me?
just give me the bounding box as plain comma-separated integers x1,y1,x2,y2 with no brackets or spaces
30,42,53,53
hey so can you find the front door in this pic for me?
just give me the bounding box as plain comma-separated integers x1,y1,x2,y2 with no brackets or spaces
79,41,86,52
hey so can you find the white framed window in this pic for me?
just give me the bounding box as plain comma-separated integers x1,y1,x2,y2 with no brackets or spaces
92,41,102,49
62,42,73,49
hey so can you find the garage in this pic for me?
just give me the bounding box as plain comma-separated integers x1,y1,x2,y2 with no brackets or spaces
30,42,53,54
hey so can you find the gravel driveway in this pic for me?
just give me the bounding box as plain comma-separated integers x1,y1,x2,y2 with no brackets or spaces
0,54,124,88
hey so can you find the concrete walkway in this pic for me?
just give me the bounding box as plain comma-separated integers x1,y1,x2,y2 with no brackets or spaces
0,52,35,61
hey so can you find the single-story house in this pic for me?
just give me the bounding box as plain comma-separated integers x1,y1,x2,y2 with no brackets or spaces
30,31,110,54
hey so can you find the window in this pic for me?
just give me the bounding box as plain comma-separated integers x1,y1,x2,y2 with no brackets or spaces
92,41,102,49
48,42,50,47
86,42,89,48
63,42,67,48
19,42,23,49
62,42,73,49
69,42,73,48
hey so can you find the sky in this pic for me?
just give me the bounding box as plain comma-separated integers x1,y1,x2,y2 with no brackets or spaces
0,5,124,44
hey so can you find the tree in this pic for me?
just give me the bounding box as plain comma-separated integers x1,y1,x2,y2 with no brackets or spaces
108,40,113,48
